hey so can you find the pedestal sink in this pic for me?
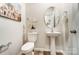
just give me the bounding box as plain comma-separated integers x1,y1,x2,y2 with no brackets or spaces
46,32,61,55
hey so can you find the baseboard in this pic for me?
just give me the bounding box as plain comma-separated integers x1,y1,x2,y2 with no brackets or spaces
34,48,50,52
34,48,50,55
34,48,64,55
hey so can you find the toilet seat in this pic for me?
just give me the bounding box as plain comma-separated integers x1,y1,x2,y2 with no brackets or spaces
21,42,34,54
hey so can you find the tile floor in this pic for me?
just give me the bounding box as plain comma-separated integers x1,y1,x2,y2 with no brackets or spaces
20,51,64,55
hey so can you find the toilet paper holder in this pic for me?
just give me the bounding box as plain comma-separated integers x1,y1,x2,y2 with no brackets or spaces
70,29,77,34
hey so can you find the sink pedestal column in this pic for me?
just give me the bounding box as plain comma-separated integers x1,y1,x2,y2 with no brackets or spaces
46,32,61,55
49,37,56,55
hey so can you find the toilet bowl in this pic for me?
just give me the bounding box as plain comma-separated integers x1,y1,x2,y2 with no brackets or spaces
21,32,38,55
21,42,34,54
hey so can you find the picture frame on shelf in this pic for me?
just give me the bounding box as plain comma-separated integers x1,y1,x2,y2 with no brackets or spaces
0,3,21,22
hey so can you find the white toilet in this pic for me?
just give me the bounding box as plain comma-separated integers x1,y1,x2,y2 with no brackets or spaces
21,32,38,55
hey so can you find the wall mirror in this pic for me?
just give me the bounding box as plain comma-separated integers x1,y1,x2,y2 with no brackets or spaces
44,7,60,31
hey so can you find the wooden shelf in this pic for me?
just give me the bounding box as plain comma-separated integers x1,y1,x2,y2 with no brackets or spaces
0,14,21,22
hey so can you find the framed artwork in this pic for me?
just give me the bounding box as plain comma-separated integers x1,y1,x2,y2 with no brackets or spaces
0,3,21,22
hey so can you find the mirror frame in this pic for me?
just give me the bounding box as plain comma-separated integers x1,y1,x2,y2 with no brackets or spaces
44,6,60,29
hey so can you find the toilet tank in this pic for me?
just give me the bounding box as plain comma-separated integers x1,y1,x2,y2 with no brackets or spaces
28,32,38,42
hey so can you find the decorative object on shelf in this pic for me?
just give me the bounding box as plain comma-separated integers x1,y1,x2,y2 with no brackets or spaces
0,3,21,22
31,25,35,30
27,17,38,32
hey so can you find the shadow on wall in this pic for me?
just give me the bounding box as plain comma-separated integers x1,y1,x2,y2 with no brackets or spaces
0,42,12,53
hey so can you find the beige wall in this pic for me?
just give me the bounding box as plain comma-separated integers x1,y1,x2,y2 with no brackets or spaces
25,3,74,52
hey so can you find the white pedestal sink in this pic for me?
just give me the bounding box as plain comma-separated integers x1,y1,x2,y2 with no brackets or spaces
46,32,61,55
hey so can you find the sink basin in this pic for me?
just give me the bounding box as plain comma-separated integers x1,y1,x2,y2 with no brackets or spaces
46,32,61,37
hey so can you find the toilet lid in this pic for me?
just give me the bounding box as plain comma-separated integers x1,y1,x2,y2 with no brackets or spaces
21,42,34,51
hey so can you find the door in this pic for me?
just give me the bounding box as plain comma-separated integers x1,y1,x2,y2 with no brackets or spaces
69,5,79,55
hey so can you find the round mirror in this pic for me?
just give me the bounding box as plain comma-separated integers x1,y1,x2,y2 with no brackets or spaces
44,7,60,31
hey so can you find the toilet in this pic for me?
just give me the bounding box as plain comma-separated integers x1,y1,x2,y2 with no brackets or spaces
21,32,38,55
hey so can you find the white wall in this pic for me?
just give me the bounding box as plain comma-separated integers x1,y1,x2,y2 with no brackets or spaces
0,17,23,55
25,3,73,53
21,4,27,44
0,3,27,55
